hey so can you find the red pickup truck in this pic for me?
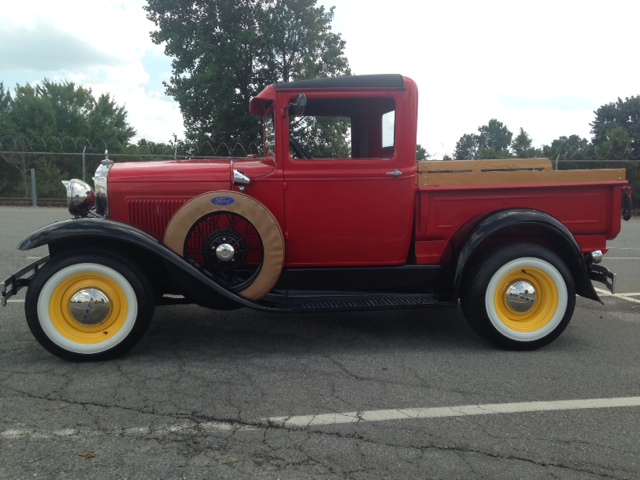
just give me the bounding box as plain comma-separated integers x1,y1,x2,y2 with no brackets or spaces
2,74,632,360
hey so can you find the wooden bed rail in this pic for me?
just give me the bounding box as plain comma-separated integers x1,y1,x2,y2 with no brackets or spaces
417,158,626,187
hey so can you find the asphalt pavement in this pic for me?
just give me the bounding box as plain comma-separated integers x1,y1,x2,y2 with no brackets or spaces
1,207,639,479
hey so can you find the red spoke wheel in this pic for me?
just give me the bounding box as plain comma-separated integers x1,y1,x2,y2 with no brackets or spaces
164,192,284,300
184,211,264,292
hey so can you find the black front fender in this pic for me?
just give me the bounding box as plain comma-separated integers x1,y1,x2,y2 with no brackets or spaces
19,217,159,251
452,209,600,303
18,218,276,311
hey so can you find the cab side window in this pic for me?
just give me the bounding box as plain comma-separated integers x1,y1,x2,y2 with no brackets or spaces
289,97,395,160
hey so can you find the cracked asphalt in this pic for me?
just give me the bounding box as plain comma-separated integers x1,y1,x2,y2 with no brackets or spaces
1,207,639,479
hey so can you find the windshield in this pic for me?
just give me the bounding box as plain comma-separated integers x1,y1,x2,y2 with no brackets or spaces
262,107,275,157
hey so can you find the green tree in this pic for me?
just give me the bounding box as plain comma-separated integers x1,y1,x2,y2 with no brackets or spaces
454,119,513,159
589,96,640,209
0,80,136,197
591,95,640,159
594,126,633,160
0,83,13,137
145,0,350,152
542,135,592,162
0,84,24,196
36,159,65,198
135,138,175,157
454,133,478,160
477,119,512,158
87,93,137,153
416,144,429,161
40,79,94,145
511,128,543,158
0,83,56,196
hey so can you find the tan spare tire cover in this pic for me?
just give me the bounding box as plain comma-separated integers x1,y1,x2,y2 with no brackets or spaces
163,191,284,300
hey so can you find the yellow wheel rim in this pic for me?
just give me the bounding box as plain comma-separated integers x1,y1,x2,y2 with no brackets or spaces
48,273,129,344
493,267,559,333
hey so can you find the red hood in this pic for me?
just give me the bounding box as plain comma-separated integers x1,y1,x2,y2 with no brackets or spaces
105,157,278,235
105,157,275,238
109,159,233,184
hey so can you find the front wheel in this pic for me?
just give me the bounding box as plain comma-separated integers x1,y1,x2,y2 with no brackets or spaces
461,244,576,350
25,253,154,361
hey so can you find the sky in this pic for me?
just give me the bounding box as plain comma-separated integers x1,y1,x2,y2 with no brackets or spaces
1,0,639,158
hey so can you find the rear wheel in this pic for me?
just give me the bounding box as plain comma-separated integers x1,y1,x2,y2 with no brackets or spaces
461,244,575,350
25,254,154,361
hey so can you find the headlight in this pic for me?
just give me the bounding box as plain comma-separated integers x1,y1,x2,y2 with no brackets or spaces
93,159,112,217
62,179,95,217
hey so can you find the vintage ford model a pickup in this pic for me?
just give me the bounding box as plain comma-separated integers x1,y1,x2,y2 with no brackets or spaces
1,74,632,360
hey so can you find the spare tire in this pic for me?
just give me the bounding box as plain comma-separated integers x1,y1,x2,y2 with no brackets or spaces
163,192,284,300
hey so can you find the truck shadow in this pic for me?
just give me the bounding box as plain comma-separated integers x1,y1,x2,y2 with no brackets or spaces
138,303,485,358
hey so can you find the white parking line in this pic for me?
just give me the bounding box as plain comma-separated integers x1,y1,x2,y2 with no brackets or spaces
1,421,257,440
595,288,640,304
265,396,640,428
3,397,639,439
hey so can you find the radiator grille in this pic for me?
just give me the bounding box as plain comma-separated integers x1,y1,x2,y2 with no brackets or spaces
127,198,188,239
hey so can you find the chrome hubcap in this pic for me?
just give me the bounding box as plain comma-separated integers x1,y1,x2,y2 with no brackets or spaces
69,288,111,326
505,281,537,313
215,243,235,262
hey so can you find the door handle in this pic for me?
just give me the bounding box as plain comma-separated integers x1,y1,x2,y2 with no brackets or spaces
386,169,402,177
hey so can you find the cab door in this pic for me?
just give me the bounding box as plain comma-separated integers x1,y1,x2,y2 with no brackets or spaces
282,93,416,267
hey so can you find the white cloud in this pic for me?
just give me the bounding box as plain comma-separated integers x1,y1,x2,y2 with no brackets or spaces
0,0,184,144
2,0,639,156
326,0,640,157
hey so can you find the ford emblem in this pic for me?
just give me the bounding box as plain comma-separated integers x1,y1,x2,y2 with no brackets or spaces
211,196,235,206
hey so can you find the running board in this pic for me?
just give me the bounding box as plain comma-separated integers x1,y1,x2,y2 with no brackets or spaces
283,293,454,311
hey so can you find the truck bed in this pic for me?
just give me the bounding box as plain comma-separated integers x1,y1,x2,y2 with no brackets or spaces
414,159,627,265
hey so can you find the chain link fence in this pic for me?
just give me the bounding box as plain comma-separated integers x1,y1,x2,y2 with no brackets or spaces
0,145,638,214
0,138,266,201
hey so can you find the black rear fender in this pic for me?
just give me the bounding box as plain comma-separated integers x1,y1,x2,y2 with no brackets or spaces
451,209,599,303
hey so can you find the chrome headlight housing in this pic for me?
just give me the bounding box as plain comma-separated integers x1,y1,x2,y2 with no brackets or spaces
93,160,112,217
62,179,95,217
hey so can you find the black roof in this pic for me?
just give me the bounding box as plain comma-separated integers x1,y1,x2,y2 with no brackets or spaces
274,74,405,90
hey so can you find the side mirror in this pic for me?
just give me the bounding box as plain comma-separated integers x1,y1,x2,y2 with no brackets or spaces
288,93,307,116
